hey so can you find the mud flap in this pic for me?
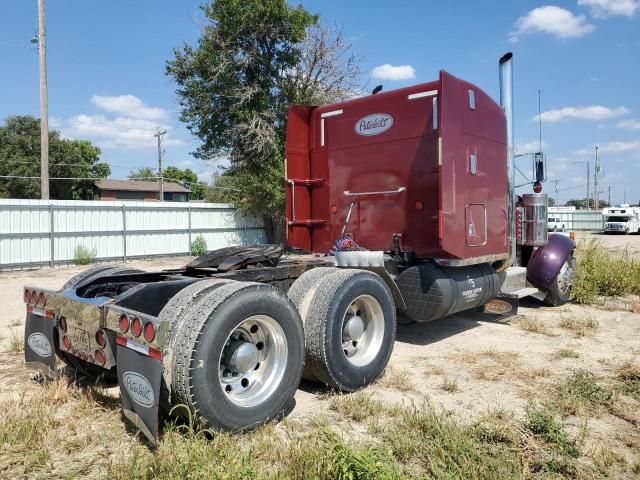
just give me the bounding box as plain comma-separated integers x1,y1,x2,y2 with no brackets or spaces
117,345,162,445
479,295,519,321
24,311,57,378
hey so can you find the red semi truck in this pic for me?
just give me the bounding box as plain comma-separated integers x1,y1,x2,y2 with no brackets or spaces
23,53,575,443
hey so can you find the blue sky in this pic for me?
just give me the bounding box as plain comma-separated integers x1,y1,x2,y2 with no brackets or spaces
1,0,638,205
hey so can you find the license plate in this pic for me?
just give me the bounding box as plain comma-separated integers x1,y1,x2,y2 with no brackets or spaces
68,327,92,352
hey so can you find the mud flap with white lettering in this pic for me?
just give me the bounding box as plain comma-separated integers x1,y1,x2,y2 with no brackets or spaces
24,312,57,377
117,345,161,445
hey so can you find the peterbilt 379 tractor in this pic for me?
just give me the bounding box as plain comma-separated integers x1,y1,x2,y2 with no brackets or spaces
23,53,575,443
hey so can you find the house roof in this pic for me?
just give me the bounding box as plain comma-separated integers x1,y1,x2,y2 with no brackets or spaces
94,179,191,193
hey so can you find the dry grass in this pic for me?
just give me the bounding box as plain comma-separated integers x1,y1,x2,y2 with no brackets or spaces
616,361,640,401
559,312,598,337
516,316,555,336
2,372,637,479
554,348,580,359
9,318,22,327
329,392,385,422
8,330,24,353
424,364,445,376
453,350,550,384
377,367,415,392
440,377,459,393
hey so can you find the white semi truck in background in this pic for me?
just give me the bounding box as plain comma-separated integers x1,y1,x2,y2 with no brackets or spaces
602,205,640,234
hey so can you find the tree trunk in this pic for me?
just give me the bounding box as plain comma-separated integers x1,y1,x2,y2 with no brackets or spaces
263,214,285,246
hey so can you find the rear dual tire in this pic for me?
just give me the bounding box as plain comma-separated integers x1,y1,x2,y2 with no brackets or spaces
289,268,396,392
166,282,305,431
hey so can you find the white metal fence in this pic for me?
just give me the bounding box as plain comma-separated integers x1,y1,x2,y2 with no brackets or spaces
0,199,266,270
549,210,604,231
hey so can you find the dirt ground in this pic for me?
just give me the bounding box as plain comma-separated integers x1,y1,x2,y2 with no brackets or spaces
1,233,639,474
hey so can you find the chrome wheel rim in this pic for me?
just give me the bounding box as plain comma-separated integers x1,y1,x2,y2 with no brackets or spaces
341,295,384,367
557,260,574,295
218,315,288,408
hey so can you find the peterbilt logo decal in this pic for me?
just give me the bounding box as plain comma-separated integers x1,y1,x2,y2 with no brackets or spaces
355,113,393,136
27,332,52,358
123,371,154,408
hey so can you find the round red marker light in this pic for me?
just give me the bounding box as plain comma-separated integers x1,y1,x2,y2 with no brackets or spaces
330,205,338,214
414,200,424,211
95,329,107,348
143,322,156,342
119,314,129,333
59,316,67,333
95,349,106,366
533,181,542,193
62,335,71,350
131,317,142,337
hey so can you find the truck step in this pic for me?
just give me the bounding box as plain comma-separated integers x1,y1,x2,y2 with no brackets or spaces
499,266,527,294
508,287,540,299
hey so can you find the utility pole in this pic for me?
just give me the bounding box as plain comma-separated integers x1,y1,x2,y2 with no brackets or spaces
37,0,49,199
586,162,590,210
624,184,627,204
594,145,600,210
608,186,611,206
553,179,561,206
154,128,167,201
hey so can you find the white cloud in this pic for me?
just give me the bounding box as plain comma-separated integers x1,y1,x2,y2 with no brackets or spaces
534,105,629,123
371,64,416,81
63,114,181,150
617,119,640,129
578,0,639,17
57,94,181,150
509,6,595,41
91,94,169,121
515,140,547,154
575,140,640,155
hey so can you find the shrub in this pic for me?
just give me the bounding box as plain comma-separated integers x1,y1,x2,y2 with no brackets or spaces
552,369,613,416
190,234,208,257
73,245,96,265
572,239,640,303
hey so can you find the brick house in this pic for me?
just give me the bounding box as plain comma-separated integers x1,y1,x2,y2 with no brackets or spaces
94,179,190,202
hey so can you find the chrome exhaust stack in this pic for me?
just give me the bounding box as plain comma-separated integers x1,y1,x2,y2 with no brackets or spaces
497,52,515,271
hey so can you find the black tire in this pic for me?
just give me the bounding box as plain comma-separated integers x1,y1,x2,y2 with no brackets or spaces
58,266,143,384
158,278,234,412
544,257,576,307
302,269,396,392
287,267,339,382
171,282,305,431
396,313,415,325
61,265,120,290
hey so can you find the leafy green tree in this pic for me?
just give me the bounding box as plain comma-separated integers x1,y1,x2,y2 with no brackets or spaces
128,167,156,181
128,165,207,200
167,0,362,240
0,115,109,199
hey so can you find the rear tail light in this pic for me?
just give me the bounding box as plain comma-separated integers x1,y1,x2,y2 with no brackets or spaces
94,349,106,366
131,317,142,337
119,314,129,333
38,291,47,306
569,231,576,240
62,335,71,350
59,316,67,332
143,322,156,342
95,329,106,348
24,289,32,303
